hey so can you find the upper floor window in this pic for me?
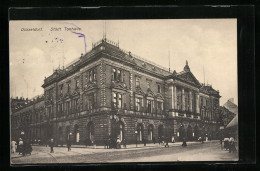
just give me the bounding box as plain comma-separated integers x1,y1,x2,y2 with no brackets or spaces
60,85,63,95
88,68,96,83
147,80,151,89
89,70,93,82
112,68,123,82
157,101,163,113
112,92,123,109
200,98,203,107
66,101,71,113
135,97,143,111
157,84,161,93
147,100,153,113
136,77,140,88
67,82,71,93
76,79,80,89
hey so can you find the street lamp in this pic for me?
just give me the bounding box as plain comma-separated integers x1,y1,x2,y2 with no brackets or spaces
135,131,138,147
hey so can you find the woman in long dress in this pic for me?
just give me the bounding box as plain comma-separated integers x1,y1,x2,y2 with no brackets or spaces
11,140,16,153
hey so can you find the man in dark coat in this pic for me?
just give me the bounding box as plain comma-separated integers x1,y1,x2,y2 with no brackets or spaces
49,139,54,153
182,137,187,147
67,139,71,151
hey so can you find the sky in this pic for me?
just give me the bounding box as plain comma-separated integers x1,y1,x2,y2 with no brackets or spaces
9,19,237,105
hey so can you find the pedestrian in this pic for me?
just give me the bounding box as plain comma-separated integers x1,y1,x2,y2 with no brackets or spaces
116,138,121,149
143,138,146,146
201,136,204,143
161,136,164,146
171,136,175,143
152,137,156,144
122,138,127,148
38,139,41,145
158,136,161,145
229,137,236,153
165,137,169,148
224,137,229,150
11,140,17,153
22,139,32,156
182,137,187,147
49,139,54,153
18,138,23,155
104,139,107,149
67,139,71,151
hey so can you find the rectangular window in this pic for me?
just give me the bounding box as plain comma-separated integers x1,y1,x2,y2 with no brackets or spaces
113,92,117,108
117,70,121,81
147,81,150,89
136,98,141,111
113,69,116,80
60,85,63,95
147,100,152,113
118,94,122,109
157,84,161,93
86,72,88,82
89,70,93,82
66,101,70,114
68,82,71,93
89,94,94,110
76,79,79,89
136,77,140,88
93,69,96,81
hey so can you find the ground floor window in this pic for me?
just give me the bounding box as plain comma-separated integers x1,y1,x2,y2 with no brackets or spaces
148,125,153,141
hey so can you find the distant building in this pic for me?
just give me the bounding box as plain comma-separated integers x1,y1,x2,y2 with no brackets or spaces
219,106,236,127
223,98,238,115
10,38,222,145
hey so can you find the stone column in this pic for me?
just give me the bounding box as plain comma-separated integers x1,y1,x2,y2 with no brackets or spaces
174,85,177,109
181,88,185,111
195,93,199,114
170,85,174,109
189,91,192,112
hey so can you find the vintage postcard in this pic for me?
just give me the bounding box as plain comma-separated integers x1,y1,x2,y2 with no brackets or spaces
10,19,238,164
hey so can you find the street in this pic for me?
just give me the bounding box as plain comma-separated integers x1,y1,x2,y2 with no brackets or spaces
11,141,238,164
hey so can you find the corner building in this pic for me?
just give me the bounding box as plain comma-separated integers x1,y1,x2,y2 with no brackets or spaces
41,38,221,145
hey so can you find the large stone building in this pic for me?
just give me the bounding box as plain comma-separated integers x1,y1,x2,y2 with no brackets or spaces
11,38,222,145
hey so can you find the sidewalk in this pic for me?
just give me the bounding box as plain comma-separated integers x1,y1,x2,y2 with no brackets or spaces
37,140,218,149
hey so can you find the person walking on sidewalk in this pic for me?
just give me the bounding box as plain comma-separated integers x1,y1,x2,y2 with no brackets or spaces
182,137,187,147
165,137,169,148
152,137,156,144
122,138,127,148
11,140,17,153
49,139,54,153
67,138,71,151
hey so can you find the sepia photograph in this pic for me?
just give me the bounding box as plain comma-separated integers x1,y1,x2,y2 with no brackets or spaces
10,19,239,164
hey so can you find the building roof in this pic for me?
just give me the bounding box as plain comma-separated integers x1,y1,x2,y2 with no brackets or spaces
42,38,220,96
226,115,238,128
199,84,221,97
223,99,238,115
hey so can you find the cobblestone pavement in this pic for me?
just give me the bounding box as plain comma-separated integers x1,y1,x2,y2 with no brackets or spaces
10,140,238,164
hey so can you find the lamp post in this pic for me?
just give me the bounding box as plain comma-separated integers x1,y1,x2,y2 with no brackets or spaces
135,131,138,147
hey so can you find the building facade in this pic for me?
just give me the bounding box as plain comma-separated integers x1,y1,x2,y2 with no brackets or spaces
11,38,222,145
